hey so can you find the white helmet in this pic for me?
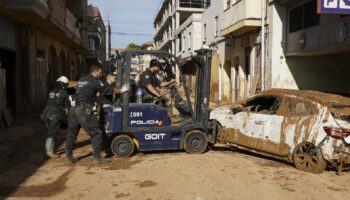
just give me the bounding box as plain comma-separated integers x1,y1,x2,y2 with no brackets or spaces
57,76,69,84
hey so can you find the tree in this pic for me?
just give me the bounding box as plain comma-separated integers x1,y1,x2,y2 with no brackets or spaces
127,43,141,50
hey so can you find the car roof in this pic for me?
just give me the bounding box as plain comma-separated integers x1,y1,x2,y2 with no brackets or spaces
259,89,350,115
260,89,350,105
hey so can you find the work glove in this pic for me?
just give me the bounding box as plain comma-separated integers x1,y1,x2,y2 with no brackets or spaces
120,84,129,93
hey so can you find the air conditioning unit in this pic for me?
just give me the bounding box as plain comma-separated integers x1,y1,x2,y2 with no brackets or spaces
0,68,6,110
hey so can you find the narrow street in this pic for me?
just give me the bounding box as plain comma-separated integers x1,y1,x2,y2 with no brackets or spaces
1,117,350,200
2,0,350,199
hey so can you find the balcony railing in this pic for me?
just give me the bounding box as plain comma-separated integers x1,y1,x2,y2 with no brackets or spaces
49,0,66,30
66,9,81,40
178,0,210,9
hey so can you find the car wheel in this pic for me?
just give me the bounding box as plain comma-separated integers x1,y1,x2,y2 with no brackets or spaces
184,130,208,154
111,135,135,157
293,142,327,174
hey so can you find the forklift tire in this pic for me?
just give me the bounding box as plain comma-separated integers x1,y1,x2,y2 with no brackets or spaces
184,130,208,154
111,135,135,157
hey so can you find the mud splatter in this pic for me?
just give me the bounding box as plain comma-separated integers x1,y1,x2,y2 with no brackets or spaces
102,158,142,171
0,168,74,197
138,180,157,188
327,186,348,192
258,161,286,169
115,193,130,198
225,128,291,157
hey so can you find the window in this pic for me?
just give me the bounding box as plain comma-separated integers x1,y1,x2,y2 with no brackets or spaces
226,0,231,9
189,32,192,50
203,23,207,43
182,35,185,52
215,16,219,37
289,0,319,33
244,47,251,80
245,95,280,114
281,98,317,116
178,34,182,52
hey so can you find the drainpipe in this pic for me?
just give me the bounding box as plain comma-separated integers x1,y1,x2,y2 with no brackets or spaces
261,0,265,91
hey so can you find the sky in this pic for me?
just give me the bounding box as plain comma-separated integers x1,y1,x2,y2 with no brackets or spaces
88,0,160,48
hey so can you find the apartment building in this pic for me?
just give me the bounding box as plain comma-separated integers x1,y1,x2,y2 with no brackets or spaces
220,0,263,102
153,0,209,54
201,0,226,102
139,41,155,72
268,0,350,96
0,0,89,112
176,13,202,59
86,6,107,68
104,20,112,60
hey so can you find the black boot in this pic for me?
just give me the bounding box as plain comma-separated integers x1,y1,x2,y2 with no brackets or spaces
93,153,111,165
66,151,77,164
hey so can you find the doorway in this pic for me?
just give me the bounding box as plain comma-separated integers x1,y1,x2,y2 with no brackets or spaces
244,47,251,98
0,48,17,111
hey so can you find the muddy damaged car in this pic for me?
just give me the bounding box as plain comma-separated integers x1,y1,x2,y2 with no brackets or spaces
210,89,350,174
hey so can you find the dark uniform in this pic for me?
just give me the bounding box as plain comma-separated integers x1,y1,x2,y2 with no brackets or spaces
139,69,160,102
41,88,70,156
65,75,113,163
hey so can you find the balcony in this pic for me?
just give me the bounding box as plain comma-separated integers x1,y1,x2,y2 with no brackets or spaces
220,0,261,37
66,9,81,41
87,24,102,43
3,0,86,50
154,10,173,34
154,0,172,22
49,0,65,31
3,0,49,21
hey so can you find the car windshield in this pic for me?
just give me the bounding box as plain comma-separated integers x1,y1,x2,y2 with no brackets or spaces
245,95,279,114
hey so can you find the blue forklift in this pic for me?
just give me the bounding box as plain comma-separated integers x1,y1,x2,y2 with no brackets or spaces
102,49,218,157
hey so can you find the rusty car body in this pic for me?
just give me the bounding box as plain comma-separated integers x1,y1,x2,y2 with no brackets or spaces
210,89,350,173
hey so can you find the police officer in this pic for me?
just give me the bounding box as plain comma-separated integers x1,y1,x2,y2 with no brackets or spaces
41,76,70,158
100,73,117,104
139,59,175,103
65,65,128,164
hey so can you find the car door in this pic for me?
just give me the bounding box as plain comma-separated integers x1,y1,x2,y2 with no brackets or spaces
276,96,321,152
231,95,286,156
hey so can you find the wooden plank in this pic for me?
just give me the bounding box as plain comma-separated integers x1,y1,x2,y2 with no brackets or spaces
250,75,259,97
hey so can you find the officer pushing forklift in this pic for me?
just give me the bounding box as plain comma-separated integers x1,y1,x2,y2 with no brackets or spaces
65,65,129,164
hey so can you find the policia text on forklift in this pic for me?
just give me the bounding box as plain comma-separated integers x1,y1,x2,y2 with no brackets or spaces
65,65,129,164
41,76,70,158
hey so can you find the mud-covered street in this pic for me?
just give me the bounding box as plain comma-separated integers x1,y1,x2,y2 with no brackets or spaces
0,118,350,200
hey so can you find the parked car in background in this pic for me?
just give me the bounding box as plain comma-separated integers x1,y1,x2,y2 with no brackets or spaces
210,89,350,174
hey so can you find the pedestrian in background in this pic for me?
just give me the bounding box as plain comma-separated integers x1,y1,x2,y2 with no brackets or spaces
65,65,128,164
41,76,70,158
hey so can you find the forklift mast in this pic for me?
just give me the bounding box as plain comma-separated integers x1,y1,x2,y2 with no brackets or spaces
192,49,212,131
